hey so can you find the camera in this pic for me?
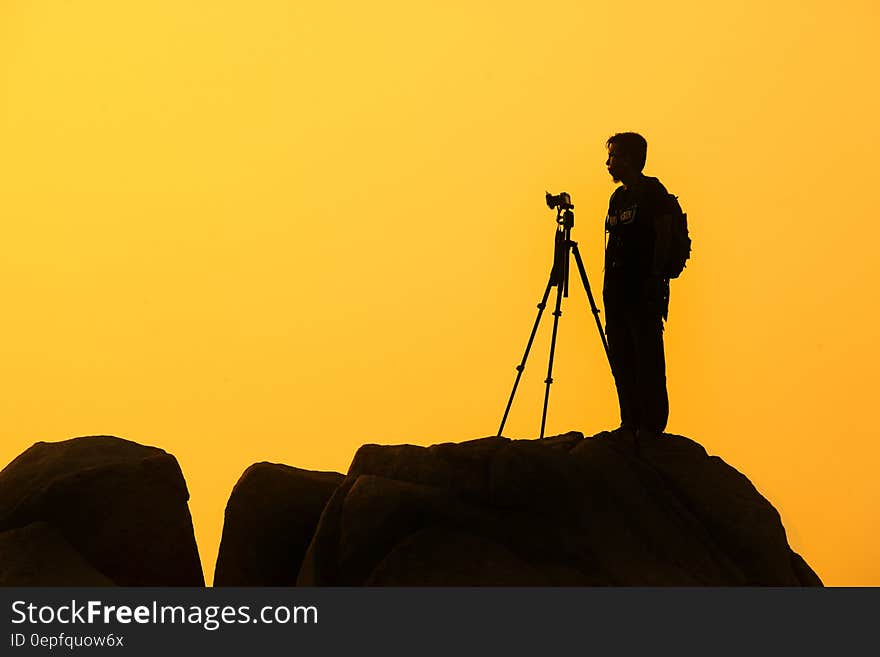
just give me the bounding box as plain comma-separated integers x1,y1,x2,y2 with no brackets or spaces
545,191,573,210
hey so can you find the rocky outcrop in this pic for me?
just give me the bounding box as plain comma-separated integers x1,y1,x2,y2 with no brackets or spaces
0,431,822,587
0,436,204,586
297,431,822,586
214,463,343,586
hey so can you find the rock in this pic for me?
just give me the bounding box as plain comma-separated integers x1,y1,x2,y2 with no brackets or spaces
576,432,810,585
0,435,204,586
790,550,823,586
365,527,550,585
214,463,343,586
297,431,822,586
0,522,115,586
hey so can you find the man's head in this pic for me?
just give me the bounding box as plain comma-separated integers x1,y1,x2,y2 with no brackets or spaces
605,132,647,184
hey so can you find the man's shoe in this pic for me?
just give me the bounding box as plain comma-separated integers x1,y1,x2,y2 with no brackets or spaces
610,425,636,439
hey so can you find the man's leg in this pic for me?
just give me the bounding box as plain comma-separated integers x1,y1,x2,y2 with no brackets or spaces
604,297,640,430
633,310,669,434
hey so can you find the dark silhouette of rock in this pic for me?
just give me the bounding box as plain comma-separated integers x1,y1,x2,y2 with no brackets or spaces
0,522,114,586
297,431,822,586
0,436,204,586
214,463,343,586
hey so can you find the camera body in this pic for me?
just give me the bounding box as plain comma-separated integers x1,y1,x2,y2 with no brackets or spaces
546,191,574,229
545,191,573,211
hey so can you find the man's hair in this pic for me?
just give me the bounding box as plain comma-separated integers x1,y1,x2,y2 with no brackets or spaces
606,132,648,172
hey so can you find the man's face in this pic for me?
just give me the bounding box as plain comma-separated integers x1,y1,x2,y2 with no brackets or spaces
605,143,630,183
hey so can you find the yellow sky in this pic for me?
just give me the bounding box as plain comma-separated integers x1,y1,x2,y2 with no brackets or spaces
1,1,878,585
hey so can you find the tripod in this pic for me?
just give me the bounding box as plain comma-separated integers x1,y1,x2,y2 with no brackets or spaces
497,200,611,439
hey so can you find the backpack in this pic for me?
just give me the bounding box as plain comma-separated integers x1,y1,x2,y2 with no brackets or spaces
655,193,691,279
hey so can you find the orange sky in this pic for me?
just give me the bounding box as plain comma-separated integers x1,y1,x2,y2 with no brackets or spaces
1,1,878,585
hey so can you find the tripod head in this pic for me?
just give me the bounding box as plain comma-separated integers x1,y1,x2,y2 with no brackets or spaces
546,191,576,291
546,191,575,230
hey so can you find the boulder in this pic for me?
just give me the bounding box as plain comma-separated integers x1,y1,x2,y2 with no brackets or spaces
0,522,114,586
214,463,343,586
297,431,822,586
0,435,204,585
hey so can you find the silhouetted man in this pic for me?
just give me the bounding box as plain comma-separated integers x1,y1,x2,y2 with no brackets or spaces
603,132,673,441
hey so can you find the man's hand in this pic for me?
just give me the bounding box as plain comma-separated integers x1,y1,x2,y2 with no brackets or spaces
641,275,669,318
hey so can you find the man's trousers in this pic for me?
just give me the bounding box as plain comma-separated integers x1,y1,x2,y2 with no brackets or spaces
603,287,669,433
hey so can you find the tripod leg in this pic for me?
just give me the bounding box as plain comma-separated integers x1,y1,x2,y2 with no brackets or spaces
540,276,566,440
497,274,555,437
571,243,611,368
